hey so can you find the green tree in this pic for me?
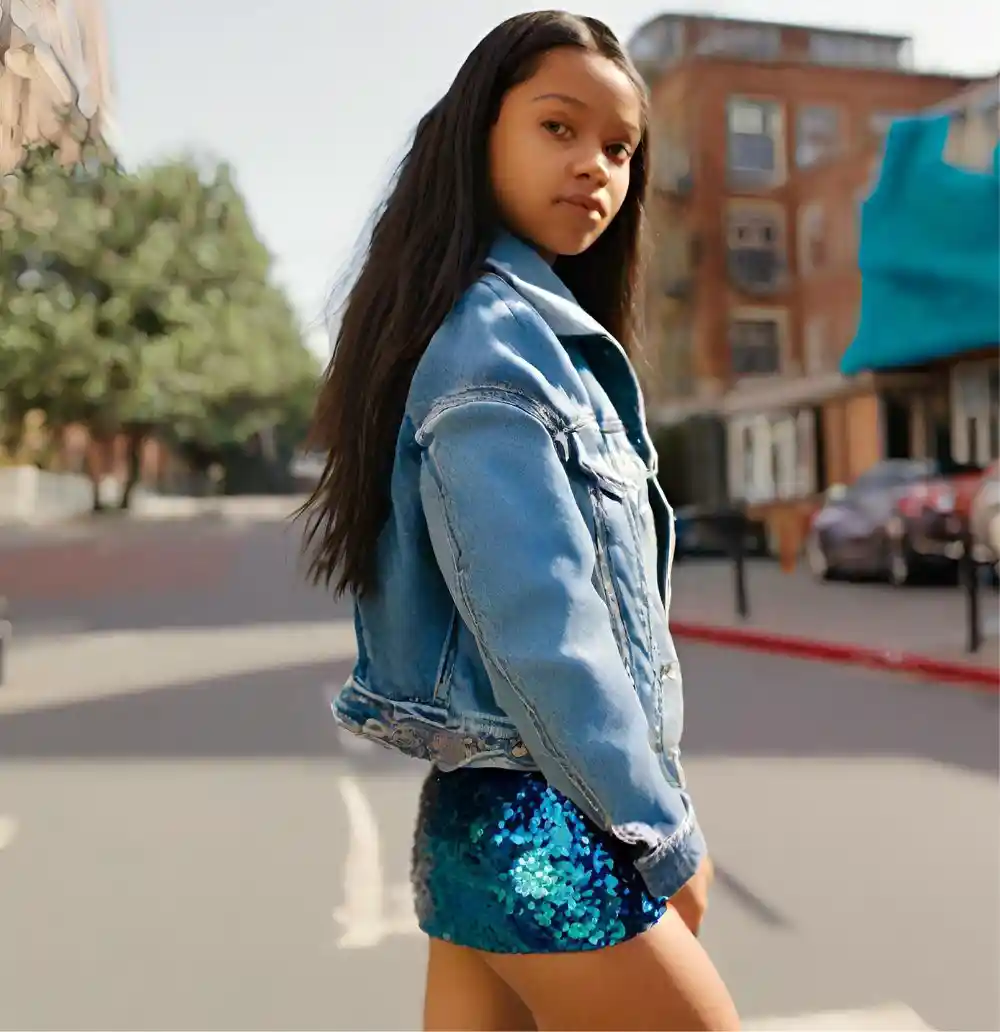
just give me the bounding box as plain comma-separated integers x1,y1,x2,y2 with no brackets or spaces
0,132,318,507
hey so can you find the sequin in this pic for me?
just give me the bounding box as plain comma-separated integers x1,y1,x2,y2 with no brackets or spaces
411,768,667,954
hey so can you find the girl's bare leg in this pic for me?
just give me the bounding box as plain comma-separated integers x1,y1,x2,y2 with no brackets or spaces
483,906,740,1031
423,936,537,1031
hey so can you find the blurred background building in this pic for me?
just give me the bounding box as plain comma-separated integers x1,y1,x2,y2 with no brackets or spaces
0,0,116,170
630,13,999,555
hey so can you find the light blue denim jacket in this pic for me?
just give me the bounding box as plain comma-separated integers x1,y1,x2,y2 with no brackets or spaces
333,232,705,898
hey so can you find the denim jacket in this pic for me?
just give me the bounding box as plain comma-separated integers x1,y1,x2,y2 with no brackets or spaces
333,232,706,898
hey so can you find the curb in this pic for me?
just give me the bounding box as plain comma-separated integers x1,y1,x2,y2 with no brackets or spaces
671,620,999,691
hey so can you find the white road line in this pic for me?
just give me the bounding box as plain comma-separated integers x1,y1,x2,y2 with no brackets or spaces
746,1002,933,1030
0,815,18,853
332,776,419,949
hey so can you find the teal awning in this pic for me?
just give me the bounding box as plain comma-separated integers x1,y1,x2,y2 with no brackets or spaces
842,114,999,375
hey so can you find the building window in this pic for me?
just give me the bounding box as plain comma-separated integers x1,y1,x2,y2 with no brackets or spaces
869,111,908,139
796,106,841,167
798,203,826,274
804,316,831,375
730,317,782,377
809,33,902,70
727,206,784,292
629,18,685,68
651,132,691,193
945,103,1000,171
990,366,999,460
659,321,695,399
952,361,1000,465
727,98,783,184
795,410,817,495
729,412,814,503
695,24,781,60
658,227,694,294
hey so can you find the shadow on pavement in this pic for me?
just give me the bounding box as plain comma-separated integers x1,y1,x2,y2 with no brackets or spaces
0,657,404,775
0,643,995,779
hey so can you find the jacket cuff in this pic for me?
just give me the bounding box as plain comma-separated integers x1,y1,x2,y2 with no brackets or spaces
632,802,707,900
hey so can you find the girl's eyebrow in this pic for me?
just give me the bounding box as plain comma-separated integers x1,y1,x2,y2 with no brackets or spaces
532,92,641,137
532,92,587,108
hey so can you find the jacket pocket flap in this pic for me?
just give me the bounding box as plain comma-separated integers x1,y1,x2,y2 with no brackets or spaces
566,425,643,499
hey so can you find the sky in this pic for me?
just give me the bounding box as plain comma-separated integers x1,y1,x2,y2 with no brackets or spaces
104,0,999,356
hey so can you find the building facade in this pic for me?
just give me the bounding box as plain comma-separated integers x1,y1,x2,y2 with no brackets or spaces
629,13,982,537
0,0,115,171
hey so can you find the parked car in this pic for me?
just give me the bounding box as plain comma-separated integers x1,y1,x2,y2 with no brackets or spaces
806,458,983,586
970,460,1000,567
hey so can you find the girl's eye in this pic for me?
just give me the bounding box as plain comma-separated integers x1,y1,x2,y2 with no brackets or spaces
606,143,632,161
542,120,570,138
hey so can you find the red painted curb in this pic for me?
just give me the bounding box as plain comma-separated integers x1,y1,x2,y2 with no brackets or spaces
671,620,999,692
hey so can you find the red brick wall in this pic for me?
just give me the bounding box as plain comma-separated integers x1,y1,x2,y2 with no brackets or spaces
645,57,979,404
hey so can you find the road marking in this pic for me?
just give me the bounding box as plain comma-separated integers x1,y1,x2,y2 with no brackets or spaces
746,1001,933,1030
332,776,419,948
0,815,17,852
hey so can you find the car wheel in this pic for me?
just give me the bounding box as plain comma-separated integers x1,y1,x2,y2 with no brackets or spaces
806,532,831,581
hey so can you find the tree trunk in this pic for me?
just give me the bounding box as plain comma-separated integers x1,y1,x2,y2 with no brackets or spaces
118,426,146,510
90,473,104,512
84,437,106,512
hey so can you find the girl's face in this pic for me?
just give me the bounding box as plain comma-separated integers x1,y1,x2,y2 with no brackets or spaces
489,47,643,262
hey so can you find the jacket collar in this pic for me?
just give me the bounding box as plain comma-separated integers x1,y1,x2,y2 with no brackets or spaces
484,231,655,466
485,231,612,343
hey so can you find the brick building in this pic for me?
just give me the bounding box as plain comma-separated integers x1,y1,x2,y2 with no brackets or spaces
0,0,116,170
628,13,982,539
0,2,182,499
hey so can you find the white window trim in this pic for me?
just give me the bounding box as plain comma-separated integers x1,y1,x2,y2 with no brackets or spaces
798,203,826,274
804,315,829,375
952,361,999,465
729,410,814,503
726,97,786,183
796,104,841,167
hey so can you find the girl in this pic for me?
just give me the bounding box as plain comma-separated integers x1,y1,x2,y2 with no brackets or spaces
302,11,739,1031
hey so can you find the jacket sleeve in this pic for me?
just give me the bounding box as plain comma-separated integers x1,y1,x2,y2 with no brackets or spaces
416,394,705,899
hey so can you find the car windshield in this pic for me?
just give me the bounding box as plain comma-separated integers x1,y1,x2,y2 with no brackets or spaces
852,460,934,492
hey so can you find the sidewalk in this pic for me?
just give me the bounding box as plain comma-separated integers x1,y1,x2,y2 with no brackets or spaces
670,559,998,688
0,493,307,549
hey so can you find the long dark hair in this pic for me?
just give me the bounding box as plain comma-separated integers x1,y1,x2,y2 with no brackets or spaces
301,10,650,597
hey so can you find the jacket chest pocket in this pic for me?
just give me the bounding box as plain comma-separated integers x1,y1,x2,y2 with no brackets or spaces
565,425,659,688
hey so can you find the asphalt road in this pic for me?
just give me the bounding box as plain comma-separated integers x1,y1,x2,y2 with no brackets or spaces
0,519,997,1031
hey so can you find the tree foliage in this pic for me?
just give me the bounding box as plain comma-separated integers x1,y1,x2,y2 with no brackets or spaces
0,133,319,499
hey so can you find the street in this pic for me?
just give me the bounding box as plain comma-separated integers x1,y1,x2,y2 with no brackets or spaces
0,518,997,1031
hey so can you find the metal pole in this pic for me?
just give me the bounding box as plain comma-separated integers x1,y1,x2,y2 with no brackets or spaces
961,525,981,654
0,596,9,687
732,507,749,621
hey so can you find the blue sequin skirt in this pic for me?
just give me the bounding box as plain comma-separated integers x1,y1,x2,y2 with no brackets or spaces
411,767,667,954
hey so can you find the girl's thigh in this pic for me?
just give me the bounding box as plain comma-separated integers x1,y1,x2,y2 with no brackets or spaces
482,907,740,1032
424,937,536,1031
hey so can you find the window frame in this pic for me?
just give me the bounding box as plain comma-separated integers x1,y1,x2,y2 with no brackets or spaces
726,96,785,184
730,316,783,377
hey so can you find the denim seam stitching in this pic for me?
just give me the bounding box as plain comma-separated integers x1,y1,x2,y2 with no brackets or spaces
422,447,606,821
